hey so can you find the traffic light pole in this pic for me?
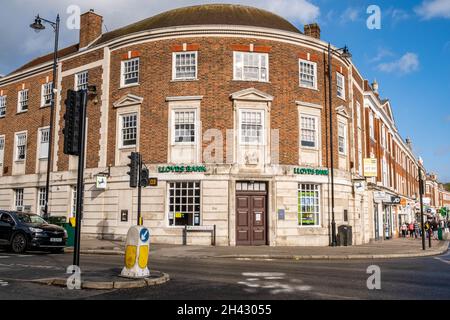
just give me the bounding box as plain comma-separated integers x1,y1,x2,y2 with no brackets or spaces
73,90,87,267
137,154,142,226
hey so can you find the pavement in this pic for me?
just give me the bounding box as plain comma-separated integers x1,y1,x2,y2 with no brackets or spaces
67,237,449,260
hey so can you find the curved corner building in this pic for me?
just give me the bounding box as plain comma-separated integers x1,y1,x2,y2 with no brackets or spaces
0,4,421,246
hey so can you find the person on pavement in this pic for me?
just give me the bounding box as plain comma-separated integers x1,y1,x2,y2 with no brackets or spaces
408,222,415,238
414,221,420,239
401,223,407,238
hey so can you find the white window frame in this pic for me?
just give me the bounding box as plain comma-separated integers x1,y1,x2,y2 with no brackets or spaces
14,188,24,210
381,124,386,148
356,101,361,129
172,52,198,81
17,89,29,113
0,135,5,167
171,109,197,145
119,113,138,148
120,58,140,87
71,186,77,217
299,59,317,90
0,95,6,117
300,114,318,149
233,51,269,82
336,72,345,99
298,183,321,227
38,127,50,159
75,71,88,91
41,82,53,107
38,187,46,214
239,109,265,146
167,181,201,227
338,121,347,155
15,132,27,161
369,112,374,139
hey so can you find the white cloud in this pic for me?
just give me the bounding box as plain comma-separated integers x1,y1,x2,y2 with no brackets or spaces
340,7,360,23
377,52,420,74
370,47,395,63
261,0,320,24
415,0,450,19
0,0,320,74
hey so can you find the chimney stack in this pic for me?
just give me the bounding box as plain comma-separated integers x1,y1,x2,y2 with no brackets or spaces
79,9,103,48
405,138,412,150
304,23,321,39
372,79,379,94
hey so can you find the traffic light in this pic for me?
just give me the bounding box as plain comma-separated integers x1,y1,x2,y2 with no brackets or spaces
127,152,140,188
63,90,83,155
140,167,149,187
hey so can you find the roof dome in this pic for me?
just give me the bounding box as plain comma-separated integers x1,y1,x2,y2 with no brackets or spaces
97,4,301,44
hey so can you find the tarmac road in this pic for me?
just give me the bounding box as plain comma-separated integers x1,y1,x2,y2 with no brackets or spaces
0,247,449,300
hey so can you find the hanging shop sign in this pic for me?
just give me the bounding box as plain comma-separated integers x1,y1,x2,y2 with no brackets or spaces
293,167,329,176
400,198,407,206
383,196,401,205
96,176,107,189
158,165,207,173
363,158,378,177
354,180,366,193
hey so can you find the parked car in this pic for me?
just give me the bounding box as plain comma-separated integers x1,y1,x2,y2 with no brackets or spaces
0,210,67,254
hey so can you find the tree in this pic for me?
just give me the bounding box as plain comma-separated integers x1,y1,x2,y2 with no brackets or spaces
445,183,450,192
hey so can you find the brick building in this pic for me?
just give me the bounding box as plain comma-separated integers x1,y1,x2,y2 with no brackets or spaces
0,4,424,245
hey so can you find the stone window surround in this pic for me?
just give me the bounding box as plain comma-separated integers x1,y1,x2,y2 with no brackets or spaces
166,96,202,164
113,94,143,166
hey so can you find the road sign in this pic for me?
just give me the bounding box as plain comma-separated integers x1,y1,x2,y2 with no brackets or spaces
140,228,150,242
149,178,158,187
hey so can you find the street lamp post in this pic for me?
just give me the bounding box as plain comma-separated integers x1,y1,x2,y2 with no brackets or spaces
418,158,426,250
327,43,351,247
30,14,60,220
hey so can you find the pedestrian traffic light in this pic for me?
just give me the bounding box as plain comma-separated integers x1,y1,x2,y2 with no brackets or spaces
140,167,149,187
127,152,140,188
63,90,83,156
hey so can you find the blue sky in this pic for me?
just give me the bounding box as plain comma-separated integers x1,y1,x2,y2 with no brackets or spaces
0,0,449,181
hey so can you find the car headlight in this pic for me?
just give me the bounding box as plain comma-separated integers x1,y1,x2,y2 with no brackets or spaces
29,227,43,233
64,229,68,237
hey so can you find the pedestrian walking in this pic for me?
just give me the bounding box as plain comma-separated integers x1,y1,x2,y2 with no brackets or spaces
401,223,407,238
414,221,420,239
408,222,414,238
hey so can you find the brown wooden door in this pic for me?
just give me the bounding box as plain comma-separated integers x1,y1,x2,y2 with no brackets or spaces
236,192,267,246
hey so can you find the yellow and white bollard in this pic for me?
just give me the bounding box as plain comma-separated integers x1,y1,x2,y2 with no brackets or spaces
120,225,150,278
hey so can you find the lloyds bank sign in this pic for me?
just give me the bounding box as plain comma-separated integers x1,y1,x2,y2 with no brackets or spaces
293,167,329,176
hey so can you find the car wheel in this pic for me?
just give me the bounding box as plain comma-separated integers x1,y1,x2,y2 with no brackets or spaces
11,233,27,254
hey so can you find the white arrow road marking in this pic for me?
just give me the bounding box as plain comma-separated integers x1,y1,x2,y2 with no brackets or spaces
433,257,450,265
239,272,312,295
0,280,8,287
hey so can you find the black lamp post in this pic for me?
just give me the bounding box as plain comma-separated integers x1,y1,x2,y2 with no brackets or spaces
418,157,426,250
327,43,352,247
30,14,60,220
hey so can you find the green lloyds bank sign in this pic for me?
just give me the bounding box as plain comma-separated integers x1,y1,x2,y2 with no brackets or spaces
158,165,207,173
294,167,329,176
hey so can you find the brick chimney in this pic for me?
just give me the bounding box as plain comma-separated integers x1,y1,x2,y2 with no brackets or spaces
304,23,321,39
79,9,103,48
